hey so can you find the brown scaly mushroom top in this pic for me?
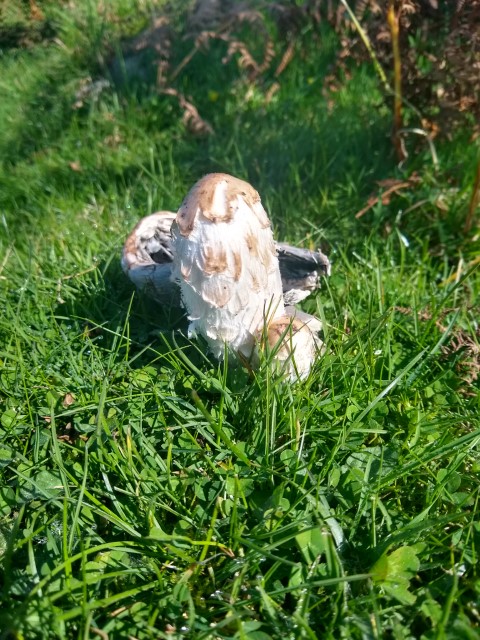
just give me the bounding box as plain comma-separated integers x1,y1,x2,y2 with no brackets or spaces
175,173,270,235
170,173,284,359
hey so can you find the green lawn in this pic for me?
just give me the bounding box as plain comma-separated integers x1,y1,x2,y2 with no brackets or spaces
0,2,479,638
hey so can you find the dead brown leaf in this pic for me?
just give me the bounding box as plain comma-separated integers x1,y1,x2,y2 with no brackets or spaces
29,0,44,21
62,393,75,408
162,88,213,136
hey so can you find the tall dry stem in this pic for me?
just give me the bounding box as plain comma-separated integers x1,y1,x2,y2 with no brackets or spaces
387,0,406,163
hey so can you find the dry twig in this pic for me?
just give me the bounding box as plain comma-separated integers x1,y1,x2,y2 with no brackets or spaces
355,174,420,218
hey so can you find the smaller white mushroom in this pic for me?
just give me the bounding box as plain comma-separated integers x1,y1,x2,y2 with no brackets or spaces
257,315,320,380
121,211,177,304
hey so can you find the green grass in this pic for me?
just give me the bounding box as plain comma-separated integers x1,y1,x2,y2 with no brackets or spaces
1,2,479,638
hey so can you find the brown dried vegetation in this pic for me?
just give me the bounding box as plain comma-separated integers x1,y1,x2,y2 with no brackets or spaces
102,0,480,144
329,0,480,138
4,0,479,141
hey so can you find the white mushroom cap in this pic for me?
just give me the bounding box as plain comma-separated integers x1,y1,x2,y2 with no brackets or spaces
122,211,176,270
121,211,177,303
171,173,285,359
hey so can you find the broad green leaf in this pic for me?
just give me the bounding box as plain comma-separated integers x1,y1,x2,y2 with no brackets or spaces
296,527,326,564
29,471,64,499
0,447,14,467
371,545,420,605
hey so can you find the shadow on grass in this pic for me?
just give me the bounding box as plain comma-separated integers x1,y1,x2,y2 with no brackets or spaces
54,256,185,362
0,16,399,247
